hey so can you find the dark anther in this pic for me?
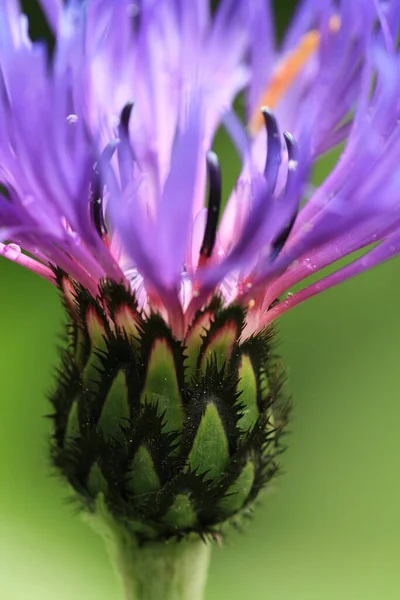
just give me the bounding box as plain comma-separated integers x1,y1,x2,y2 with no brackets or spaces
119,102,134,136
270,213,297,262
200,151,222,259
262,107,282,194
283,131,299,194
268,298,280,311
283,131,298,164
91,181,108,238
283,131,299,207
270,132,299,261
22,0,56,59
91,141,120,238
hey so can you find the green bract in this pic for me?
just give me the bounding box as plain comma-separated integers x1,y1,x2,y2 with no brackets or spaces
51,273,288,542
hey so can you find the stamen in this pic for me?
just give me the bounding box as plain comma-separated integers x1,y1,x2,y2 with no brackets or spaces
91,142,119,240
283,131,299,183
262,107,282,194
250,16,341,134
270,133,299,261
91,183,108,238
200,151,222,259
270,213,297,262
118,103,135,189
119,102,134,136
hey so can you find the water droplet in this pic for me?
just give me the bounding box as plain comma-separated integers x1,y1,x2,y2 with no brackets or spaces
66,114,78,124
304,257,316,271
3,243,21,260
301,222,313,233
288,159,298,171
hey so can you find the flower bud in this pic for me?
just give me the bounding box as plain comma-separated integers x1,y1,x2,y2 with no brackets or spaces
51,273,288,541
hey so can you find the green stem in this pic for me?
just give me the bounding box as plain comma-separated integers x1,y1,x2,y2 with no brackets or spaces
84,496,212,600
112,536,211,600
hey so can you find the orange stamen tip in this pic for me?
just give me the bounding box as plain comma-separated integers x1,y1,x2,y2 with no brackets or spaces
249,15,341,135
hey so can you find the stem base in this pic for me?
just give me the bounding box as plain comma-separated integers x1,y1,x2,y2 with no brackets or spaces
85,496,211,600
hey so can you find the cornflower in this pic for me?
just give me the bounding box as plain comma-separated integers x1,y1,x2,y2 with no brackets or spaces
1,1,399,599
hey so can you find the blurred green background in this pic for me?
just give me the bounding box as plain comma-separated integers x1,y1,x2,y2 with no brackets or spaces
2,1,400,599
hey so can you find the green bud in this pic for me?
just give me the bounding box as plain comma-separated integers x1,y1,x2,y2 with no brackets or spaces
98,370,129,440
188,403,229,480
87,462,108,497
82,306,108,391
218,460,255,514
129,445,161,497
237,353,259,432
200,307,243,373
163,494,197,530
50,276,288,543
184,310,213,379
140,338,184,434
65,400,80,440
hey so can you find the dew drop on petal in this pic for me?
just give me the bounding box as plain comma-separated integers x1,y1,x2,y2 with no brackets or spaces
303,257,317,271
288,159,298,171
66,114,78,125
301,222,313,233
3,243,21,260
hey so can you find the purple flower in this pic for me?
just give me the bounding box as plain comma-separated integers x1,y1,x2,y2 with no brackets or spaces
0,0,399,337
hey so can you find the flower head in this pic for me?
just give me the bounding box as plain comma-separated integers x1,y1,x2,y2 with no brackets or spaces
1,0,400,539
2,0,398,335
